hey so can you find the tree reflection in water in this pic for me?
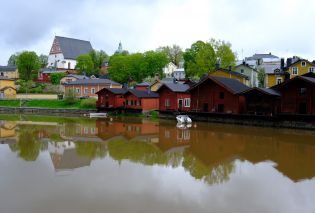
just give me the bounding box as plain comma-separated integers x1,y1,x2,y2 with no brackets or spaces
75,142,107,160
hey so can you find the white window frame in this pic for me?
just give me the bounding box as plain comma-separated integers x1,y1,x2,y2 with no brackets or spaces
76,88,80,94
276,77,282,85
301,61,306,67
91,88,95,94
84,88,89,94
184,98,190,107
292,67,298,75
309,67,315,73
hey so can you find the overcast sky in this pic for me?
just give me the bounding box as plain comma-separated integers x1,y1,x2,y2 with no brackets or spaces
0,0,314,65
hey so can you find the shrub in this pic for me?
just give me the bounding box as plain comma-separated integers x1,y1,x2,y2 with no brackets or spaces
80,98,97,108
64,89,78,105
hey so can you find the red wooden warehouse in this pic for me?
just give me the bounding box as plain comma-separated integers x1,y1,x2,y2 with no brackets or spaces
189,76,249,114
96,88,127,110
274,76,315,115
156,82,191,112
124,89,159,112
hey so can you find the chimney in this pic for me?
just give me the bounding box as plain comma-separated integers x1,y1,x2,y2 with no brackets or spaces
242,60,246,65
215,63,220,69
280,58,285,70
287,58,292,67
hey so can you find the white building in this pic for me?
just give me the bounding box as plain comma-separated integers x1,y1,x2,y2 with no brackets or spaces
163,62,177,77
47,36,93,70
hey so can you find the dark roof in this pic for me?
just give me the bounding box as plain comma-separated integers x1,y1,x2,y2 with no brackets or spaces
301,76,315,84
215,68,249,79
0,76,14,81
157,82,190,92
190,76,249,94
127,89,159,98
241,87,280,96
246,53,279,60
0,86,16,91
286,59,315,68
64,78,121,86
96,88,127,95
0,66,16,72
235,64,257,71
64,74,89,80
136,82,150,86
272,76,315,89
55,36,93,60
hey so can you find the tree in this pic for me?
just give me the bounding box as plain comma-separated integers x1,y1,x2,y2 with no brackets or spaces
209,39,236,69
142,51,168,79
38,54,48,68
64,89,77,104
89,49,109,73
258,68,266,88
16,51,41,81
50,73,66,85
75,54,94,76
157,44,183,66
7,53,20,66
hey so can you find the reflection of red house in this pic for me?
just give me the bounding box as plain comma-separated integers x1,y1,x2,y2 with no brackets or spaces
241,87,280,116
189,76,249,114
124,89,159,112
96,88,127,110
157,82,191,112
274,76,315,115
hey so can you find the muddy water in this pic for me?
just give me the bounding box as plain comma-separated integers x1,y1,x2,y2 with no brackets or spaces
0,115,314,213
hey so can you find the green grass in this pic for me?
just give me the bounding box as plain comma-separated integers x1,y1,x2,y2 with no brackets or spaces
0,99,96,109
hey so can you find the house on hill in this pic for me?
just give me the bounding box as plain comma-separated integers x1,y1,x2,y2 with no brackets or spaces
209,67,250,86
0,66,19,79
234,63,258,87
47,36,93,70
0,77,16,99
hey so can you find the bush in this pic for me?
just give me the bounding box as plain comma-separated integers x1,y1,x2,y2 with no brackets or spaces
80,98,97,108
64,89,78,105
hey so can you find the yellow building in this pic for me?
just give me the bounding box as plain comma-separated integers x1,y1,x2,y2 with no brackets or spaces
209,68,250,86
0,66,19,79
0,77,16,99
286,59,315,78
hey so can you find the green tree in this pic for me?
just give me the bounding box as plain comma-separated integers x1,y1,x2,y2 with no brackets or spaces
157,44,183,66
50,72,66,85
75,54,94,76
89,49,109,75
210,38,236,69
16,51,41,81
39,54,48,68
258,68,266,87
142,51,168,79
7,53,20,66
64,89,78,104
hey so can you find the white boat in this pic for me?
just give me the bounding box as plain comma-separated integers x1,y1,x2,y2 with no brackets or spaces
89,113,107,118
176,123,192,129
176,115,192,124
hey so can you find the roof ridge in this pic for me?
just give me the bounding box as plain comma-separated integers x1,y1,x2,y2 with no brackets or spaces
55,36,90,43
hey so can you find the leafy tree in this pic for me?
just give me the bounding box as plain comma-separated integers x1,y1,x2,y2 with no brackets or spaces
7,53,20,66
64,89,78,104
75,54,94,76
210,38,236,69
39,54,48,68
258,68,266,87
50,73,66,85
157,44,183,66
16,51,41,81
89,49,109,73
142,51,168,79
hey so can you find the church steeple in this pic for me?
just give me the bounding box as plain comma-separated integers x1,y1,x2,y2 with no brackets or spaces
116,41,123,54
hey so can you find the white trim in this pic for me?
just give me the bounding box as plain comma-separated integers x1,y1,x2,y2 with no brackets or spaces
184,98,190,107
309,67,315,73
292,67,298,75
301,61,306,67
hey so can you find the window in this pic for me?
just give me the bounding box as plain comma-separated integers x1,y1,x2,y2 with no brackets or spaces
240,69,244,74
68,62,71,69
131,100,134,105
76,88,80,93
276,77,282,85
309,67,315,73
300,87,307,95
84,88,89,94
165,99,170,107
301,61,306,67
292,67,298,75
219,92,224,99
138,100,141,106
0,72,3,76
184,98,190,107
91,88,95,94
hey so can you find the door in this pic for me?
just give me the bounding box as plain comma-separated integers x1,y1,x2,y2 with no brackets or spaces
178,99,183,110
298,102,307,114
105,101,109,108
218,104,224,113
203,103,208,112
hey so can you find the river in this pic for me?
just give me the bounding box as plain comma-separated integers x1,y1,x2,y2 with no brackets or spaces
0,114,314,213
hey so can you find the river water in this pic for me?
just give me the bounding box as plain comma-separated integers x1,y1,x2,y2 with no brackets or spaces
0,115,314,213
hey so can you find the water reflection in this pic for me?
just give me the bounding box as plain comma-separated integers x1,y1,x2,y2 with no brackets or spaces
0,117,315,183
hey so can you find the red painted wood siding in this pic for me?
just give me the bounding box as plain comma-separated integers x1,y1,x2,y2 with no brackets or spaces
125,93,159,111
96,90,125,108
158,86,191,111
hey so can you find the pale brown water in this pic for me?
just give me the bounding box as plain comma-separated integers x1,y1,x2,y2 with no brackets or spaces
0,115,315,213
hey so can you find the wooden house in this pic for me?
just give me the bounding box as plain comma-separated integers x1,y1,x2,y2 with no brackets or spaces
285,58,315,79
209,67,250,86
96,88,127,110
124,89,159,112
156,82,191,112
240,87,280,116
134,82,150,91
189,76,249,114
274,76,315,115
0,77,16,99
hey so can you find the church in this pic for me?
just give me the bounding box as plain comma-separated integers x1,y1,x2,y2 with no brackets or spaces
47,36,93,70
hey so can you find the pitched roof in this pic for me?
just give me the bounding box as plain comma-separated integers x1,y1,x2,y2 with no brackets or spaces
0,86,16,91
65,74,89,80
55,36,93,60
0,66,17,72
190,76,249,94
136,82,150,86
64,78,121,86
272,76,315,89
235,63,257,71
127,89,159,98
246,53,279,60
286,59,315,68
241,87,280,96
0,76,14,81
263,64,281,74
214,68,249,79
157,82,190,92
96,88,127,95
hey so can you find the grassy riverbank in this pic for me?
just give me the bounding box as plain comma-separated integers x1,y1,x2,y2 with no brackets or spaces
0,99,96,109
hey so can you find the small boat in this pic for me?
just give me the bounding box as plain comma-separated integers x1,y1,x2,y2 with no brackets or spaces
89,113,108,118
176,115,192,124
176,123,192,129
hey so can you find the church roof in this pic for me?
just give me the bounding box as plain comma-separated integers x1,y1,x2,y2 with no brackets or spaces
55,36,93,60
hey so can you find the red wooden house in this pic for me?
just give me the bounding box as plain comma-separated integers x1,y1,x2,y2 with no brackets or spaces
274,76,315,115
96,88,127,110
189,76,249,114
156,82,191,112
124,89,159,112
240,87,280,116
134,82,150,91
